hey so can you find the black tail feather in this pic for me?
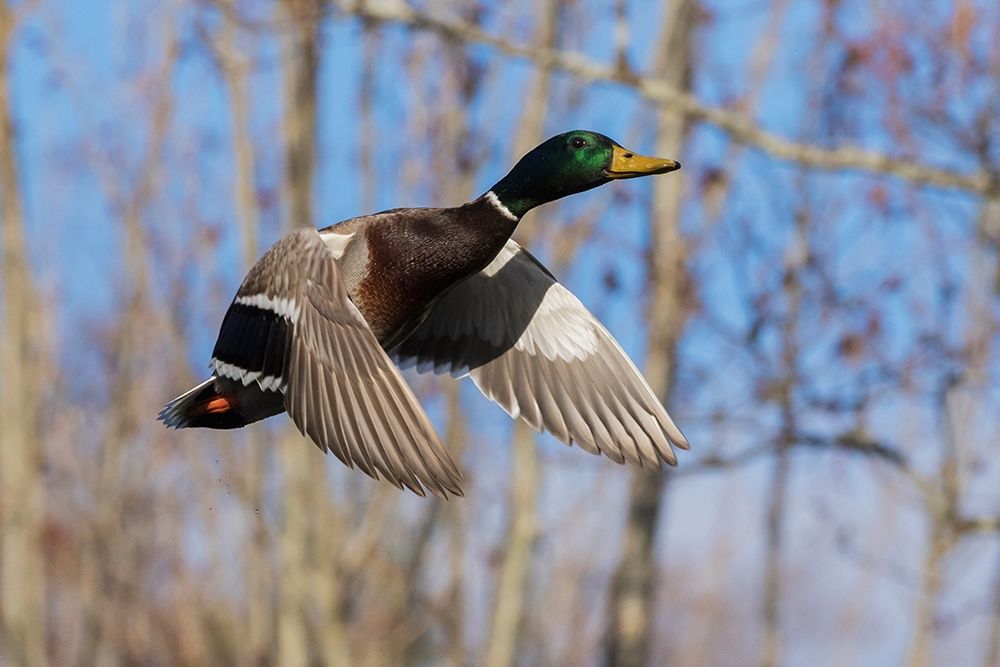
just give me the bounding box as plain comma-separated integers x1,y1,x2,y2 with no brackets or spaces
158,377,250,430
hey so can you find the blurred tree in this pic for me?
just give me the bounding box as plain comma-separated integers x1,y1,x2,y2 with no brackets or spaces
0,3,46,666
605,1,695,665
483,2,559,666
275,2,352,666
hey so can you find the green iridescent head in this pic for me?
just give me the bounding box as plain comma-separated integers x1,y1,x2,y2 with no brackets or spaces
489,130,680,219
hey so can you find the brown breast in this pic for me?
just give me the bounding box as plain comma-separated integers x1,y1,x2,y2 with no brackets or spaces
347,202,515,349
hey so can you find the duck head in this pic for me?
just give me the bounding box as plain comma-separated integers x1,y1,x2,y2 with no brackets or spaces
488,130,680,219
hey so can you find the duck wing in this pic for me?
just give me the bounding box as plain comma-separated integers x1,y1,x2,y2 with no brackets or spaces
212,228,463,497
391,239,689,467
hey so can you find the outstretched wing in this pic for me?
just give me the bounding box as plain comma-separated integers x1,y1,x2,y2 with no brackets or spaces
392,239,689,467
211,228,463,497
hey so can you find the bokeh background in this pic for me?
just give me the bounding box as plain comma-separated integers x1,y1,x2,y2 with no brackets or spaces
2,0,999,665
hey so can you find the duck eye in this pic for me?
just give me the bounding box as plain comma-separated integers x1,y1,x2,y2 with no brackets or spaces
570,137,587,149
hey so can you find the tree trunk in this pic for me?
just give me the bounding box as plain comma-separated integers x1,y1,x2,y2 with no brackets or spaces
604,2,695,666
214,6,271,661
282,0,320,232
483,2,559,665
218,1,261,268
276,3,351,667
0,5,46,665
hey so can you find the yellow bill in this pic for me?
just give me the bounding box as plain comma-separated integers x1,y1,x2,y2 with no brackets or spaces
604,144,681,178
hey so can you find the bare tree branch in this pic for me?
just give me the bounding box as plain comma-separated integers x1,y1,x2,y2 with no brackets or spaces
676,432,908,478
331,0,996,198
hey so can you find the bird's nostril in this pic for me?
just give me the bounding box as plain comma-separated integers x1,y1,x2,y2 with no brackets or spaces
623,153,633,158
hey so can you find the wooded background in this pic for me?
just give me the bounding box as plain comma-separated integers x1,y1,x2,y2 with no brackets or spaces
2,0,999,665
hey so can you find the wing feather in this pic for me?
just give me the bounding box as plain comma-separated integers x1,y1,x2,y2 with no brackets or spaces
392,239,688,467
237,228,463,497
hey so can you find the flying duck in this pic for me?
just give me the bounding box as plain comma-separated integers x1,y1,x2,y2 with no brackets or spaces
159,130,688,497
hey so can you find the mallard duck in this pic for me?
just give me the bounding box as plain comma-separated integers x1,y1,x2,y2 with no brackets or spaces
159,130,688,497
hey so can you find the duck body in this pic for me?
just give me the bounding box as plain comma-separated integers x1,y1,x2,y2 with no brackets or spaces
176,199,514,429
329,198,518,347
160,131,689,497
